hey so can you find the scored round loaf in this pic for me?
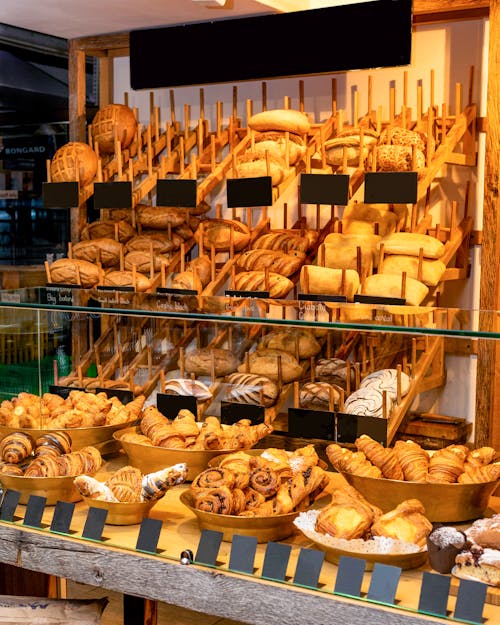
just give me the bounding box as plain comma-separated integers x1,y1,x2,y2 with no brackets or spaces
137,205,188,229
225,372,279,407
49,258,101,288
81,219,136,243
248,109,311,135
50,141,98,186
91,103,137,154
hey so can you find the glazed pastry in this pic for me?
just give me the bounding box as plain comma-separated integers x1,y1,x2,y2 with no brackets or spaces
355,435,404,480
344,387,393,418
248,466,280,498
141,463,188,502
107,465,143,503
371,498,433,547
218,452,252,489
191,467,236,491
326,443,383,479
0,432,35,464
359,368,411,399
224,372,279,407
192,486,234,515
299,382,341,409
74,475,118,502
315,486,381,540
393,440,429,482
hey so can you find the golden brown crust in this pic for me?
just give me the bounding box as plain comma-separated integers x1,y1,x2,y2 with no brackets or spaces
49,258,101,288
248,109,311,135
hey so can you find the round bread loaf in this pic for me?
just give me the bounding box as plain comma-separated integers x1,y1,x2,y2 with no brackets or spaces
253,131,306,165
234,151,288,186
248,109,311,135
299,381,342,409
237,348,304,383
182,347,239,377
103,270,152,292
371,144,426,173
91,103,137,153
163,378,213,401
225,372,279,407
72,238,122,267
344,387,393,418
49,258,101,288
259,328,321,359
315,358,355,390
50,141,97,186
360,368,411,399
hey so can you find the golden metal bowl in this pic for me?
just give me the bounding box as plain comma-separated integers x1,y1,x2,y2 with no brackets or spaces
179,490,298,543
82,497,157,525
114,427,242,482
341,472,499,522
0,474,82,505
0,420,139,452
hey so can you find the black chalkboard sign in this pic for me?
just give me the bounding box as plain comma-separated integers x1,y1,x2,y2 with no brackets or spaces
156,179,197,207
93,181,133,208
43,182,79,208
364,171,418,204
226,177,273,208
299,173,349,206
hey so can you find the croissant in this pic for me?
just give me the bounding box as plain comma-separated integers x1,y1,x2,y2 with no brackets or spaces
426,445,467,483
0,432,35,464
107,465,143,502
355,435,404,480
0,462,24,476
393,440,429,482
35,431,72,457
326,443,383,479
458,463,500,483
24,455,63,477
74,475,118,502
465,446,497,467
371,498,433,547
141,462,188,502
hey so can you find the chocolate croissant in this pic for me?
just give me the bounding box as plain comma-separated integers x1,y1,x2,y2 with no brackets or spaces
0,432,35,464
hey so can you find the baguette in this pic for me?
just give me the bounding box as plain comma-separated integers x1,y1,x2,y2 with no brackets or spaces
379,254,446,287
103,270,152,292
360,273,429,306
236,249,304,276
248,109,311,135
49,258,101,288
237,348,304,383
381,232,445,259
72,238,122,267
299,265,360,301
233,271,294,298
137,205,187,229
195,219,251,252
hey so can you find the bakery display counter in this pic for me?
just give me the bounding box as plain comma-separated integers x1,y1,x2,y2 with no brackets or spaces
0,465,499,625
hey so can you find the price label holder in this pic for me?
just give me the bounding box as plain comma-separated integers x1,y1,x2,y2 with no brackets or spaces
226,177,273,208
356,416,387,446
136,518,163,555
0,490,21,522
49,385,87,399
364,171,418,204
194,529,223,567
288,408,335,441
50,501,76,535
334,555,366,598
23,495,48,529
93,388,133,404
298,293,347,303
225,290,270,299
156,394,197,419
156,179,197,207
82,507,109,542
221,401,265,425
96,285,135,294
261,542,292,582
228,534,258,574
93,181,133,209
43,286,75,306
156,287,198,296
366,563,401,605
417,572,451,618
293,547,325,589
354,294,406,306
299,173,349,206
42,181,79,208
453,578,487,624
45,282,81,291
336,412,357,444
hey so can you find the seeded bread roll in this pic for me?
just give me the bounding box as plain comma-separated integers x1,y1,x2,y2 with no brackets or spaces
248,109,311,135
49,258,101,288
182,347,239,377
225,372,279,407
371,144,426,173
72,238,122,267
238,348,304,383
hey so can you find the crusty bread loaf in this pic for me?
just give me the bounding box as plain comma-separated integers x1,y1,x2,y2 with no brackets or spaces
324,128,379,167
50,141,98,186
299,381,342,408
381,232,445,259
72,238,122,267
252,131,306,166
163,378,212,401
170,270,203,293
124,251,165,274
360,273,429,306
236,249,304,276
182,347,239,377
300,265,360,301
81,219,136,243
91,103,137,153
252,231,312,253
259,328,321,359
137,205,187,229
225,372,279,407
195,219,251,252
341,203,398,238
324,232,382,269
103,270,152,292
237,348,304,383
233,151,288,186
379,254,446,287
319,240,373,276
125,233,180,254
248,109,311,135
379,126,433,154
186,255,212,287
49,258,101,288
233,271,294,298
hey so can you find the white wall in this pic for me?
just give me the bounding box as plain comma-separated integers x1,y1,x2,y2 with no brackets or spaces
112,18,488,425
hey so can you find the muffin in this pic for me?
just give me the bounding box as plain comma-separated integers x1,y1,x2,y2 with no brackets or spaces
426,525,467,574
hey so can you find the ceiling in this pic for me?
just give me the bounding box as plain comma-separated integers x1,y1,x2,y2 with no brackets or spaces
1,0,310,40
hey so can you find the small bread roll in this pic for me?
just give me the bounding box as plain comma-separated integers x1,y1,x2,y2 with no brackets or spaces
300,265,360,301
360,273,429,306
381,232,445,259
248,109,311,135
379,254,446,287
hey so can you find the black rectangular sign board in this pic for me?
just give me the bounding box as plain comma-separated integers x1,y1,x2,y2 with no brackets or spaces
364,171,418,204
93,181,133,209
226,177,273,208
43,182,79,208
221,401,265,425
299,173,349,206
156,394,198,419
156,179,197,207
354,294,406,306
225,290,270,299
288,408,335,440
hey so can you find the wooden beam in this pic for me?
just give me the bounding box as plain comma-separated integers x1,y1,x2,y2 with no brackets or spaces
413,0,489,23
